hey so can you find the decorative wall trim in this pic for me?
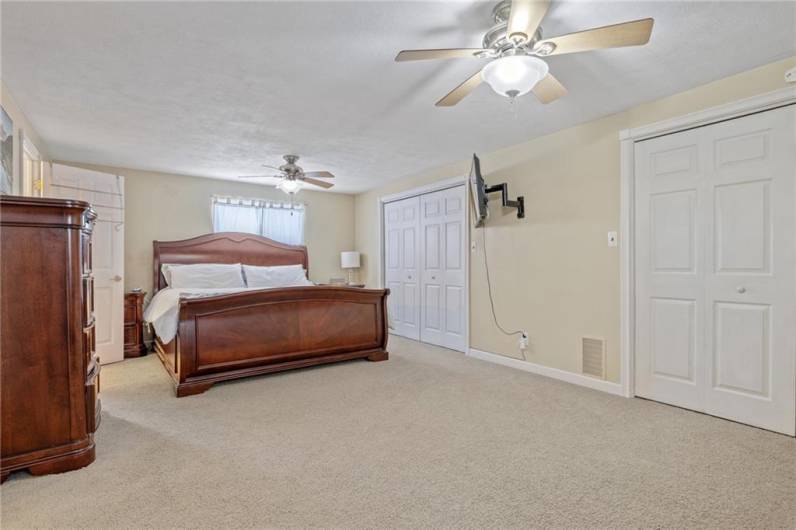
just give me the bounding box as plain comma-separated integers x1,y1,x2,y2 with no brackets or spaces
378,176,466,205
467,348,625,396
619,86,796,142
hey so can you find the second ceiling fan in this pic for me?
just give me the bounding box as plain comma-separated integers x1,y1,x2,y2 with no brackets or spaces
239,155,335,195
396,0,654,106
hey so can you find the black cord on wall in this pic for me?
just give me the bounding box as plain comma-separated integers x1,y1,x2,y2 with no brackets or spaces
481,225,523,338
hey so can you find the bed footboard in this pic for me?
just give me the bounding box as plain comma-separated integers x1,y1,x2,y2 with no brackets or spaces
155,286,389,397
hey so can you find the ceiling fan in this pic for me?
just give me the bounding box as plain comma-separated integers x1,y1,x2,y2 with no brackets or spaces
395,0,654,106
239,155,335,194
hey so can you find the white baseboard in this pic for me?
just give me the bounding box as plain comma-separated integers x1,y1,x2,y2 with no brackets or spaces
467,348,626,397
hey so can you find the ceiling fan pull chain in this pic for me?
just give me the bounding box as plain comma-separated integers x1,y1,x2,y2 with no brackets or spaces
509,94,520,121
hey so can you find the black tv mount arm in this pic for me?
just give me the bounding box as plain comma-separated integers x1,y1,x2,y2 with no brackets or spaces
484,182,525,219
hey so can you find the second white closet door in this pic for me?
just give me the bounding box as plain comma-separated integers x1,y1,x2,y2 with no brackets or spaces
420,186,466,352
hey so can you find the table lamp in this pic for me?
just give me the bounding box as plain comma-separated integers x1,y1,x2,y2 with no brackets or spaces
340,251,361,285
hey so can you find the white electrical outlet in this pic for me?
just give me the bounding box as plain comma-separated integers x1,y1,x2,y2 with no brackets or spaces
518,332,529,351
607,231,618,247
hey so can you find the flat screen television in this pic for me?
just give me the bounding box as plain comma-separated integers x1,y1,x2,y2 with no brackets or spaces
469,154,488,227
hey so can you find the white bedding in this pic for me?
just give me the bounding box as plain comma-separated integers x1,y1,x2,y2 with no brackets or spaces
144,287,260,343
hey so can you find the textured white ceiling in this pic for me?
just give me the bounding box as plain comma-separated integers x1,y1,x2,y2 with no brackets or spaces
2,1,794,193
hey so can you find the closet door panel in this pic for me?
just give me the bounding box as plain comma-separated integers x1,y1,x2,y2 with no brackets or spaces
420,186,466,352
420,191,446,347
384,197,420,340
703,105,795,435
441,187,466,351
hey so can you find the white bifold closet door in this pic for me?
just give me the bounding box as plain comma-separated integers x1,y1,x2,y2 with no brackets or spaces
384,185,466,352
634,105,796,435
419,187,466,351
385,196,421,341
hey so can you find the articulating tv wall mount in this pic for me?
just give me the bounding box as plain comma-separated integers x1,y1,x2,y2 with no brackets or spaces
485,182,525,219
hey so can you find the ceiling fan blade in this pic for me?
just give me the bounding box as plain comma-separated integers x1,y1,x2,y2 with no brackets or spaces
303,171,335,179
238,175,275,179
300,177,334,189
261,164,282,170
507,0,550,44
395,48,488,62
539,18,654,56
435,69,484,107
532,73,567,104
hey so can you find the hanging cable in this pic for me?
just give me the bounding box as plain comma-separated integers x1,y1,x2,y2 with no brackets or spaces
482,225,523,337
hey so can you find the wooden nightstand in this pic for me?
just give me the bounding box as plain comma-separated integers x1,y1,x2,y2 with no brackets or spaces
124,291,147,358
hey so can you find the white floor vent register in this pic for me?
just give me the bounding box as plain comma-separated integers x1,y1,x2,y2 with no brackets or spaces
582,337,607,379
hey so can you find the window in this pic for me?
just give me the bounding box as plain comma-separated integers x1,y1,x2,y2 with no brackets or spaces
212,196,305,245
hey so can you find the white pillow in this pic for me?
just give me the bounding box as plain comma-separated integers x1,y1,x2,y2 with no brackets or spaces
165,263,245,289
161,263,179,286
243,264,312,288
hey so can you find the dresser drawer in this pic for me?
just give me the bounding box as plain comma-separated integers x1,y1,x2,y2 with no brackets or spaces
81,233,92,274
85,382,100,433
85,363,101,433
83,328,96,368
82,277,94,327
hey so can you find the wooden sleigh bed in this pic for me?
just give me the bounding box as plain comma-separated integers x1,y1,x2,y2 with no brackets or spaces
151,232,389,397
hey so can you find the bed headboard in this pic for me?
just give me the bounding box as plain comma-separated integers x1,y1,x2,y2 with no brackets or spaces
152,232,309,292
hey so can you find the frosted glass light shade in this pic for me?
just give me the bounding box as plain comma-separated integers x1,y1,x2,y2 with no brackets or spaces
341,251,360,269
277,179,302,194
481,55,549,98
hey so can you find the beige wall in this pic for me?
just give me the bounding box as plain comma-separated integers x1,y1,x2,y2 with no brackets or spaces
355,56,796,383
57,163,356,295
1,80,48,195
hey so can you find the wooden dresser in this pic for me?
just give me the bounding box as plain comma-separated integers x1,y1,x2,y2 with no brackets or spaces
1,196,100,483
124,291,147,357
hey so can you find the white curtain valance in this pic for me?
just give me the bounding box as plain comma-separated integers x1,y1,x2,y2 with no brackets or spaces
211,195,305,210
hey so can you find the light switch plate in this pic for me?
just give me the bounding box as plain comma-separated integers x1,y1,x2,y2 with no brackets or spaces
607,231,618,247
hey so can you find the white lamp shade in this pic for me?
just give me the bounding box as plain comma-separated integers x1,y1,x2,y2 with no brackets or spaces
277,179,302,195
481,55,549,98
341,251,360,269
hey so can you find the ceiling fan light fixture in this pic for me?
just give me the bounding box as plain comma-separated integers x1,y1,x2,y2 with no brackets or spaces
277,179,302,195
481,55,549,98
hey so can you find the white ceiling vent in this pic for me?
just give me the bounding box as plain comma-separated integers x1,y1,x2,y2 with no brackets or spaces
582,337,606,379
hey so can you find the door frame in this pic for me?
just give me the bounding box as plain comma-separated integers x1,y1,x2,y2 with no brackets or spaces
378,176,470,352
618,86,796,399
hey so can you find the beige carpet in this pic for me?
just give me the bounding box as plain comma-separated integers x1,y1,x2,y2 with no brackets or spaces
2,336,794,529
